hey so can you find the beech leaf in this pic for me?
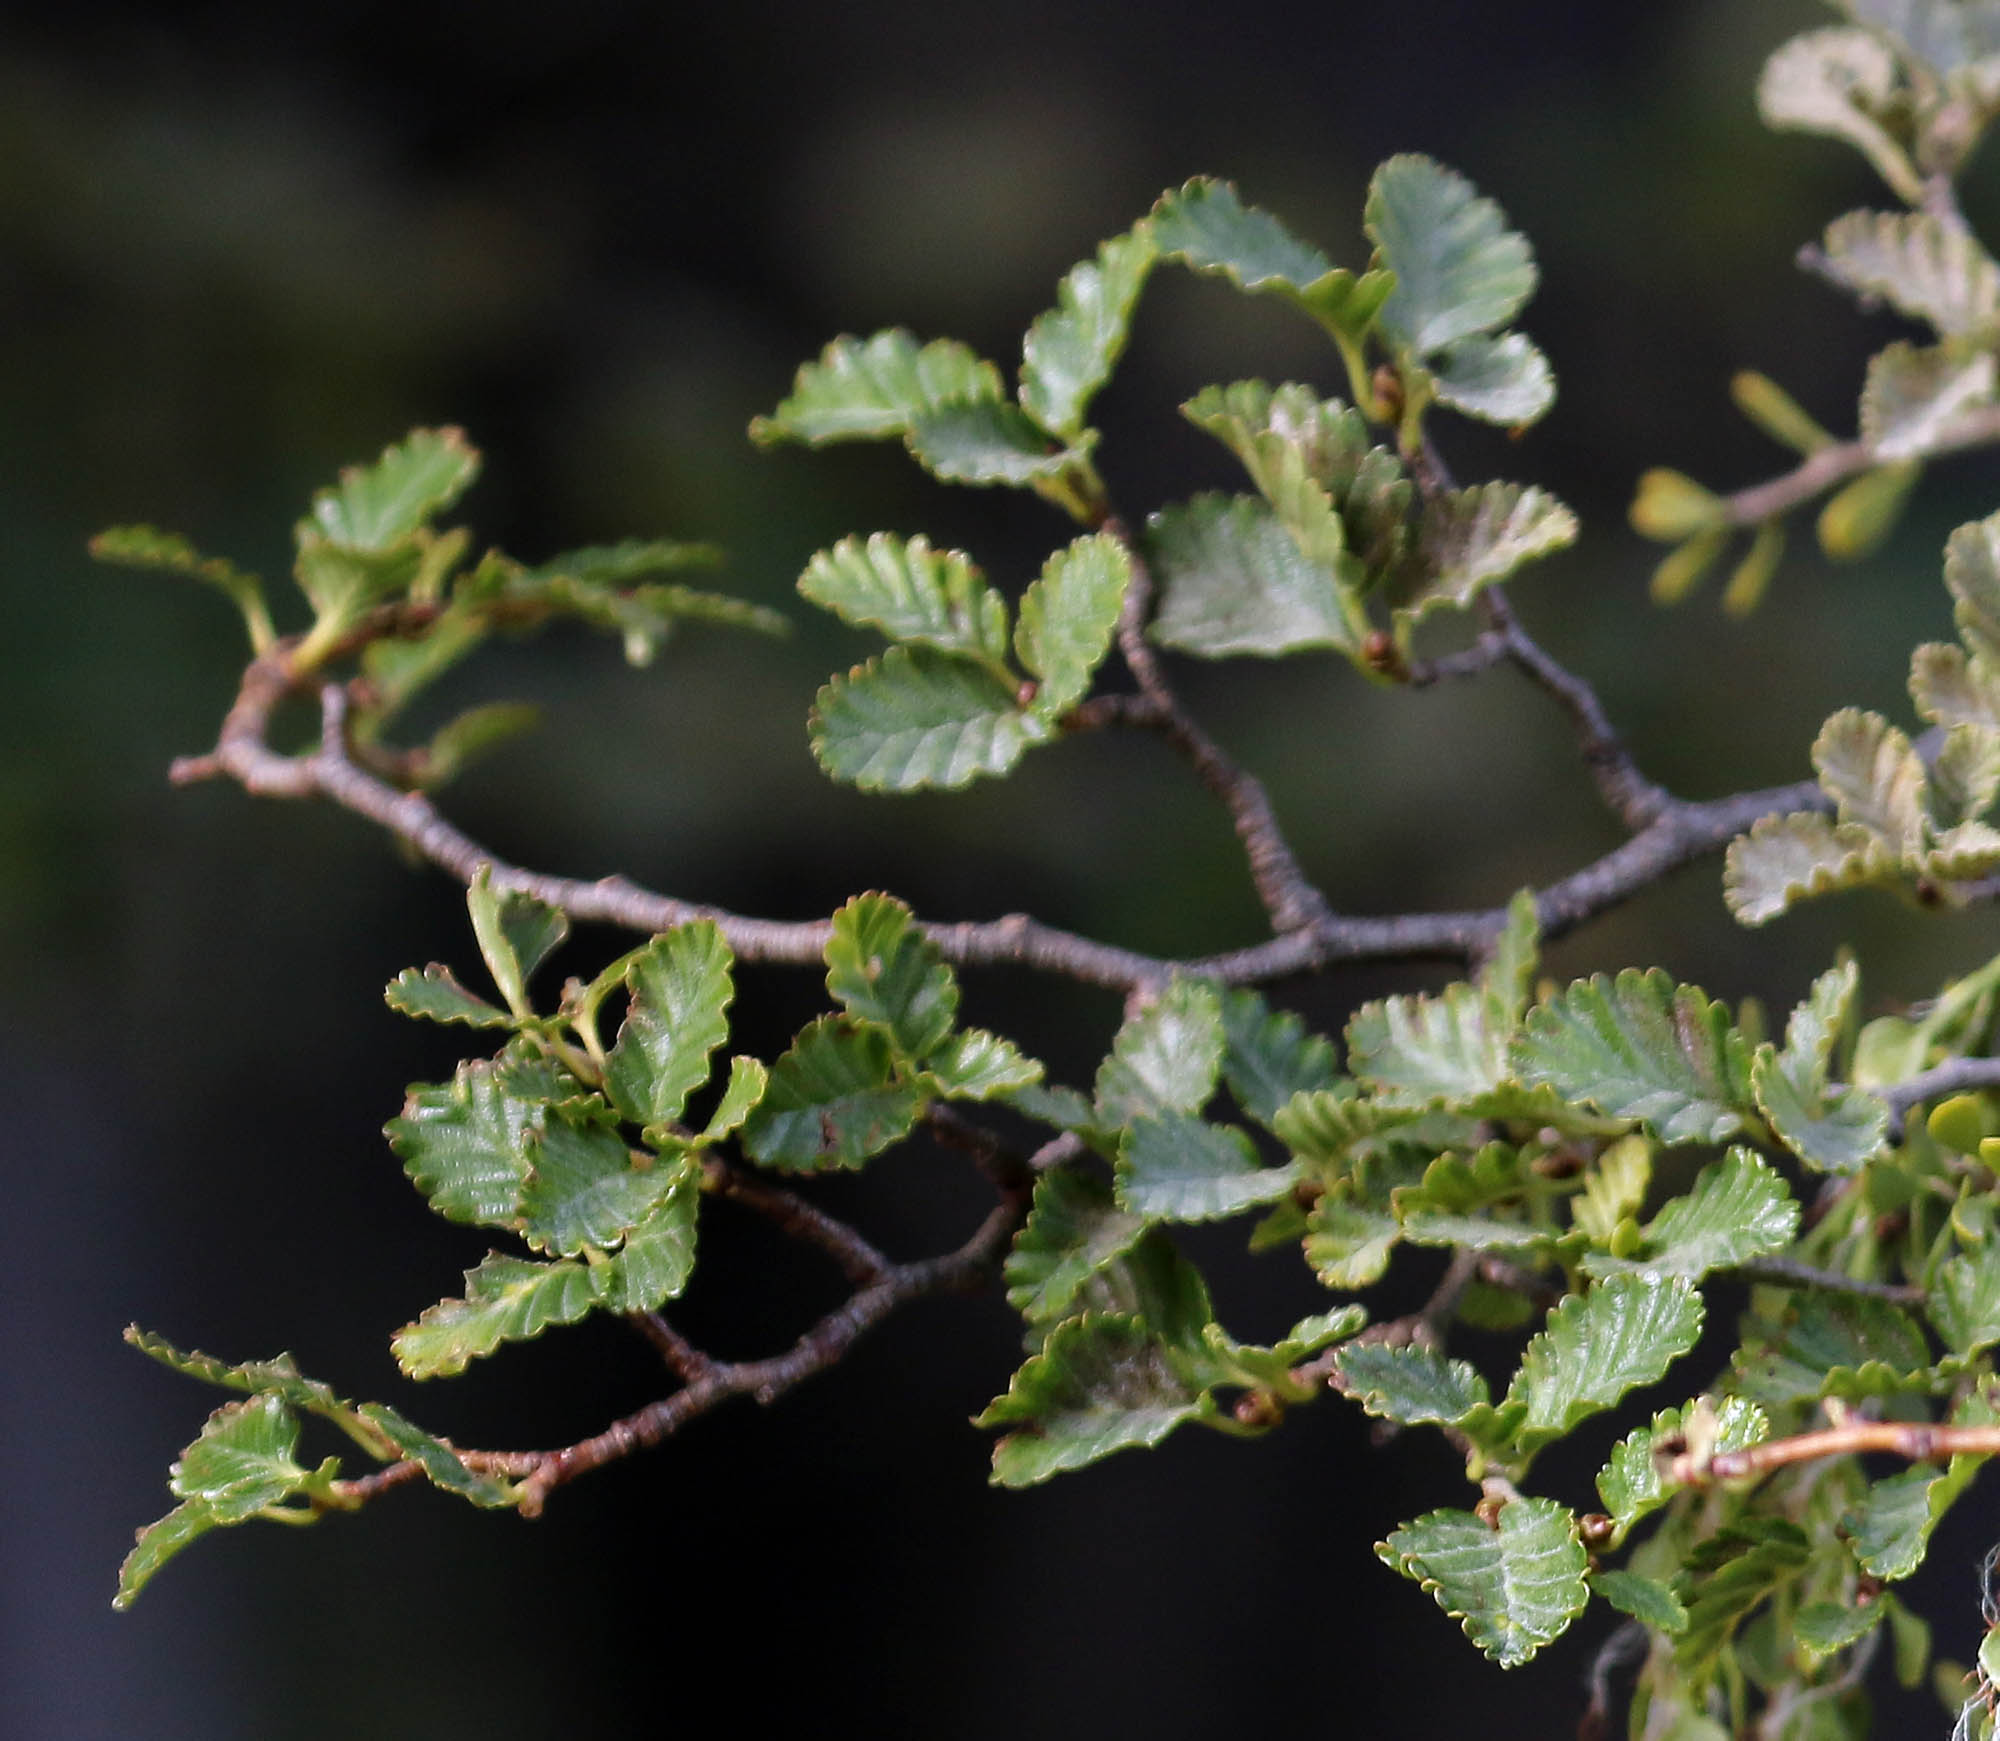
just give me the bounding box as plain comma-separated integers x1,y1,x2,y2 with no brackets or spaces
1377,1498,1588,1669
741,1016,926,1170
752,330,1002,444
1365,155,1536,358
797,534,1012,674
605,921,734,1129
810,645,1050,791
1020,226,1157,437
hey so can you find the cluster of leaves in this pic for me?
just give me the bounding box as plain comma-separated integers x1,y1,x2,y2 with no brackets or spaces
1632,0,2000,615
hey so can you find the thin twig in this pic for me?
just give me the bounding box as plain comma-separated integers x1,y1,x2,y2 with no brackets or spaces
1672,1419,2000,1485
1720,402,2000,528
1882,1057,2000,1142
627,1311,718,1383
699,1156,891,1286
1734,1255,1926,1305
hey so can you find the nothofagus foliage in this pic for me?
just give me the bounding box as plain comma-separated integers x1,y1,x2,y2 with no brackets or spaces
101,5,2000,1734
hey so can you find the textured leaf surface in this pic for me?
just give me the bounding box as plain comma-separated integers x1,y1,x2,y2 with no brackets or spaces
384,965,511,1028
1218,989,1339,1127
169,1393,310,1519
1507,1276,1704,1447
1733,1293,1932,1404
387,1059,538,1227
1592,1571,1688,1634
1337,1342,1492,1429
824,893,958,1060
752,330,1001,444
1393,482,1576,625
921,1028,1041,1099
1931,1242,2000,1356
116,1502,222,1610
393,1253,604,1378
797,534,1011,673
1512,970,1754,1144
1347,983,1506,1103
1758,29,1919,203
1150,177,1333,292
1425,332,1556,426
605,921,733,1128
309,427,479,552
1116,1114,1298,1221
1366,155,1535,357
905,399,1077,485
1724,811,1902,924
1817,706,1929,850
1014,533,1128,719
1860,341,1997,460
518,1108,667,1255
1377,1498,1588,1668
1147,494,1361,658
1753,1048,1889,1173
1005,1168,1150,1325
978,1315,1214,1486
599,1177,701,1311
1818,209,2000,337
811,645,1047,791
1303,1196,1402,1289
1585,1149,1798,1281
1096,978,1226,1124
1596,1398,1769,1535
742,1016,925,1170
354,1405,518,1507
1020,226,1157,436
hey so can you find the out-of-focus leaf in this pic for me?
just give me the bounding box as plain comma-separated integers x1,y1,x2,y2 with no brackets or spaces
1724,811,1903,924
1365,154,1536,358
1391,482,1576,626
1425,332,1556,426
1860,341,1997,461
1818,210,2000,337
1593,1571,1689,1634
1020,226,1158,437
384,965,511,1029
1147,494,1364,659
1115,1114,1299,1221
751,330,1002,444
1095,978,1225,1125
1218,988,1340,1128
906,399,1084,486
308,427,480,553
1758,29,1922,203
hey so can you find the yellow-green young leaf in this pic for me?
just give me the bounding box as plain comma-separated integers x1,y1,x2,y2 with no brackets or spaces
1391,482,1577,628
1303,1195,1401,1289
1004,1167,1150,1326
1675,1520,1814,1679
823,893,958,1061
1732,1292,1932,1405
741,1015,927,1171
308,427,480,553
1146,493,1365,659
1095,978,1226,1125
810,645,1050,791
1818,458,1923,561
1650,527,1731,605
921,1028,1041,1100
977,1315,1218,1486
1346,982,1508,1104
751,330,1003,444
352,1404,519,1507
1817,209,2000,338
386,1058,543,1228
905,398,1084,487
1584,1148,1799,1281
1911,641,2000,730
1596,1397,1769,1536
1015,533,1128,720
90,523,272,646
1115,1113,1298,1222
1365,154,1536,359
1592,1571,1688,1635
1758,28,1922,204
604,920,734,1128
1511,969,1756,1146
517,1107,671,1256
1731,371,1836,455
466,867,569,1019
1429,332,1557,427
1219,988,1339,1128
1946,510,2000,667
116,1501,223,1610
1506,1275,1704,1451
392,1252,605,1379
1815,707,1929,851
1934,722,2000,822
1724,810,1903,924
1574,1134,1652,1247
1630,468,1727,542
384,964,511,1029
1721,519,1785,618
1020,225,1157,438
1860,341,1997,461
1377,1499,1588,1669
796,534,1011,674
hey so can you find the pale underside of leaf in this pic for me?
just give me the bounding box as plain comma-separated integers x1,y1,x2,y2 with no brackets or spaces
1147,494,1363,659
1724,810,1904,924
1818,209,2000,338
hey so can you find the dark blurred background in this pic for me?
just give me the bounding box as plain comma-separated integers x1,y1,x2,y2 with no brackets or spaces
12,0,2000,1735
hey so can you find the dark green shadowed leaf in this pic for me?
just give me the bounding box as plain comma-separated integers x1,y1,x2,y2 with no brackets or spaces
604,921,734,1128
308,427,480,552
385,964,512,1029
354,1405,518,1507
385,1058,543,1228
824,893,959,1060
1583,1148,1799,1282
1674,1520,1814,1680
518,1108,674,1256
90,524,272,645
1218,988,1339,1127
1377,1498,1588,1669
1147,494,1364,659
741,1016,927,1171
798,534,1012,674
752,330,1003,444
810,646,1050,791
1115,1114,1300,1222
1095,978,1226,1125
1020,226,1158,438
1934,1242,2000,1357
1732,1292,1933,1405
1014,533,1128,720
1592,1571,1688,1634
1005,1167,1150,1327
1365,155,1536,358
599,1177,701,1311
392,1252,605,1379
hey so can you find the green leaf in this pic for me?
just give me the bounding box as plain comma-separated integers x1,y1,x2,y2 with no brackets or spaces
699,1056,768,1144
1005,1168,1151,1325
522,538,723,588
1014,533,1128,720
1424,331,1556,426
392,1252,605,1379
1794,1600,1888,1668
518,1108,672,1256
123,1330,355,1424
384,964,512,1029
1511,969,1755,1145
1758,28,1922,205
1592,1571,1689,1634
824,893,958,1060
741,1016,926,1171
1218,988,1339,1128
1950,508,2000,668
1377,1498,1588,1669
797,534,1012,675
1391,482,1577,628
921,1028,1042,1100
605,920,734,1128
1506,1276,1704,1450
1095,978,1226,1124
1057,1227,1218,1351
1724,811,1904,924
1336,1341,1496,1432
1931,1241,2000,1356
1817,707,1930,850
1020,226,1158,437
386,1058,539,1228
810,645,1048,791
905,399,1081,486
752,330,1002,444
1596,1398,1770,1535
1753,1048,1890,1174
353,1404,518,1507
978,1314,1217,1486
1303,1196,1402,1289
1818,210,2000,338
170,1392,311,1519
1851,1467,1958,1581
115,1501,222,1610
1675,1520,1815,1678
1366,155,1536,358
1146,493,1363,659
1910,640,2000,731
90,524,270,642
1574,1134,1652,1247
599,1175,702,1312
417,702,543,789
1585,1148,1799,1281
1116,1114,1299,1221
466,867,568,1019
1860,341,1997,461
1733,1292,1933,1404
1347,982,1508,1104
309,427,480,553
1150,177,1334,293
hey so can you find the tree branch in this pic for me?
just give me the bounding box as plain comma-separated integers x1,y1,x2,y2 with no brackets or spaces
1720,402,2000,528
1882,1056,2000,1142
1671,1418,2000,1486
